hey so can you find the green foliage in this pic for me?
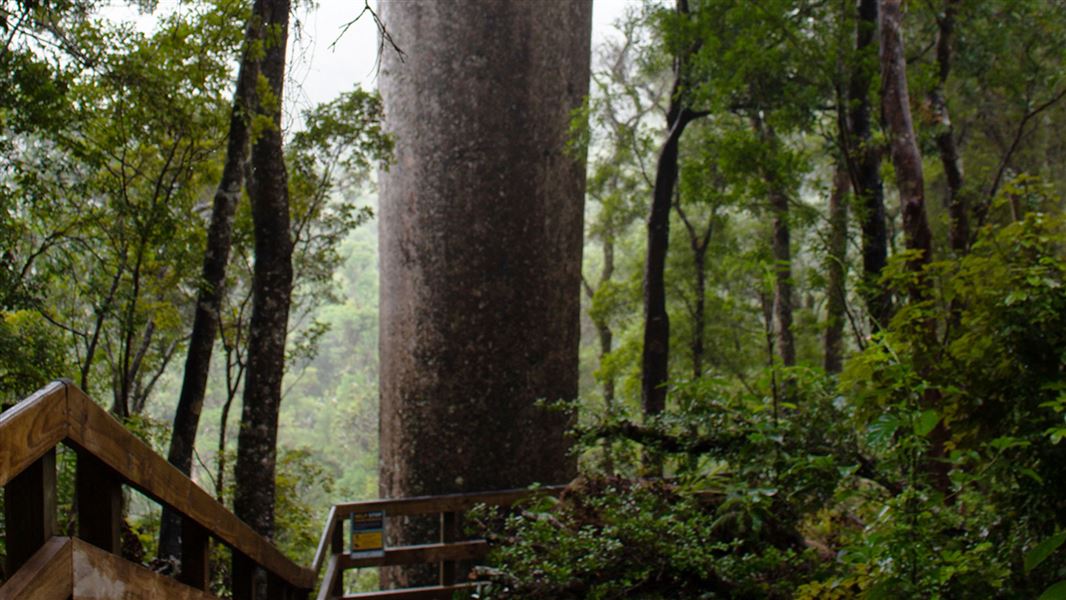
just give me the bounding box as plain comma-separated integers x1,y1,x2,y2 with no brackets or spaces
0,311,70,402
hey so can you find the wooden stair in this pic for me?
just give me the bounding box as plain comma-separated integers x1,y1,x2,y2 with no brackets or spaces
0,380,314,599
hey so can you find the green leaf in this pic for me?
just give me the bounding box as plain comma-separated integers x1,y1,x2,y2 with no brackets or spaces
914,410,941,437
867,414,901,449
1038,580,1066,600
1025,532,1066,575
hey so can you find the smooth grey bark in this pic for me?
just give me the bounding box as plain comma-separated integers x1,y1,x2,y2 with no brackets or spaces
378,0,592,583
233,0,293,543
158,23,257,564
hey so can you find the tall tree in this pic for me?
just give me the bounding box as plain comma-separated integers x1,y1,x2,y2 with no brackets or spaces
926,0,967,254
378,0,592,584
159,11,258,564
848,0,891,328
641,0,706,458
881,0,933,291
824,164,850,373
232,0,293,546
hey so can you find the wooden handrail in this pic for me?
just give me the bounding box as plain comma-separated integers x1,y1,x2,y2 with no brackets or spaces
0,380,315,597
312,485,567,600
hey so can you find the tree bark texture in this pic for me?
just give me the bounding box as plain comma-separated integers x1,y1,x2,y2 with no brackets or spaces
378,0,591,555
159,19,258,563
824,164,850,374
927,0,967,254
881,0,933,293
849,0,891,328
233,0,292,541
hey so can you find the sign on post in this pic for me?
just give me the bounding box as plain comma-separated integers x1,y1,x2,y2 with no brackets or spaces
350,510,385,558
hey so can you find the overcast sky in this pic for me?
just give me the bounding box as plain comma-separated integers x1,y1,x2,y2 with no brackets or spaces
286,0,634,125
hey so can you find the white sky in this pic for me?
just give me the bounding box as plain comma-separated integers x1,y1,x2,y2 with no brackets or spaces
287,0,635,125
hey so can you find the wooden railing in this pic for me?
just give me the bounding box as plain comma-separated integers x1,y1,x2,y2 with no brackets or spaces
0,380,315,599
311,486,566,600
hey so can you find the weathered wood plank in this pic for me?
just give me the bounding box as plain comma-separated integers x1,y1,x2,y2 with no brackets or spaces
0,536,72,600
311,505,339,574
333,486,565,519
342,584,476,600
71,537,216,600
76,451,122,554
438,512,456,586
4,449,57,574
179,516,210,590
64,385,315,590
314,553,342,600
0,381,67,487
339,541,487,570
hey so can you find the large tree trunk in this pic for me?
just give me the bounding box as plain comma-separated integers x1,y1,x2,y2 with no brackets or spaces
927,0,967,254
158,22,257,564
232,0,292,544
824,164,850,374
849,0,891,329
378,0,591,585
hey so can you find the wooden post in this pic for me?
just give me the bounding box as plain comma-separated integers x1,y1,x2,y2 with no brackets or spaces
330,517,344,596
439,511,457,585
75,451,122,554
4,449,57,575
179,515,210,590
266,572,287,600
232,551,256,600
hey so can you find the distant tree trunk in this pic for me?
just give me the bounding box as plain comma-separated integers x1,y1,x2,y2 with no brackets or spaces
824,164,850,374
754,118,796,369
849,0,891,329
674,203,713,379
378,0,592,586
583,238,616,410
642,0,704,454
881,0,932,290
233,0,292,543
927,0,967,254
158,27,257,564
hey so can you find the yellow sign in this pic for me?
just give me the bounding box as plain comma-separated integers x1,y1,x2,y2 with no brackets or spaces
351,510,385,558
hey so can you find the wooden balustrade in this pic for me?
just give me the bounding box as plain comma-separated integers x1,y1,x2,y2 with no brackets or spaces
311,485,566,600
0,380,315,599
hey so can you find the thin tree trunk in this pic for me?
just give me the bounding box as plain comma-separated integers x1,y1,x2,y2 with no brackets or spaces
882,0,948,494
882,0,933,289
233,0,293,542
158,27,257,562
824,164,850,374
927,0,967,254
770,189,795,368
674,203,712,379
754,118,796,369
641,0,705,446
849,0,891,329
589,238,616,410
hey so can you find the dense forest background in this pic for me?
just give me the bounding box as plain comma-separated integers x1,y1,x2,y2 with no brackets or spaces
5,0,1066,597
